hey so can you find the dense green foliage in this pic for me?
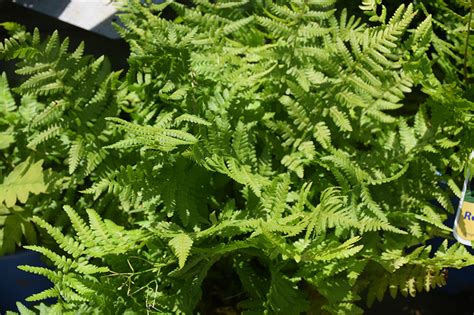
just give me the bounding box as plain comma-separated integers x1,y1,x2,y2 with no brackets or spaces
0,23,128,255
1,0,473,313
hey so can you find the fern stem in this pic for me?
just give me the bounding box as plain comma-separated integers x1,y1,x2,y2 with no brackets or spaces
463,1,473,86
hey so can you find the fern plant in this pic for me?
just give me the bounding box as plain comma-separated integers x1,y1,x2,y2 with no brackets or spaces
3,0,474,314
0,71,49,255
0,157,47,255
0,23,128,255
17,206,146,314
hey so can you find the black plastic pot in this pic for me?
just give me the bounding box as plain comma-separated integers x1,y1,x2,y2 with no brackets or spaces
0,249,54,313
429,194,474,294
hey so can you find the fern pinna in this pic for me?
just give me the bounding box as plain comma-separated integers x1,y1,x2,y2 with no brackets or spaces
4,0,474,314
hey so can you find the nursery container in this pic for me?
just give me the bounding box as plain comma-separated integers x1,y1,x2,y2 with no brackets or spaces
431,196,474,293
11,0,121,39
0,249,54,313
9,0,164,39
433,220,474,294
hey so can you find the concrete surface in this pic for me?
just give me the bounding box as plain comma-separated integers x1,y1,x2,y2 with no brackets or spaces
12,0,121,39
0,1,129,72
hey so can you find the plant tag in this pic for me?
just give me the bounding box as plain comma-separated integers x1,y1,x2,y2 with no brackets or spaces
453,151,474,246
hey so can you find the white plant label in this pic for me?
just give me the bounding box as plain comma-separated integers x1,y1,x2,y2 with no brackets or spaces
453,151,474,246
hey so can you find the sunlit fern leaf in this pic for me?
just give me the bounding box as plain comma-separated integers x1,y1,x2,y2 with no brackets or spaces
0,158,47,207
0,72,16,113
27,124,63,149
169,233,193,269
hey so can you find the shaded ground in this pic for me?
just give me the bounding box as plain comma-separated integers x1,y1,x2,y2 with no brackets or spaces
198,279,474,315
365,289,474,315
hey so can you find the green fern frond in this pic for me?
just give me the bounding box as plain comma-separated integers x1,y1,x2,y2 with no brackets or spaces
169,233,193,269
107,117,198,151
225,158,270,197
17,265,59,283
26,288,59,303
32,216,85,258
175,113,211,126
329,107,353,132
63,205,95,248
0,158,47,207
27,124,63,149
0,72,16,113
68,137,84,174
